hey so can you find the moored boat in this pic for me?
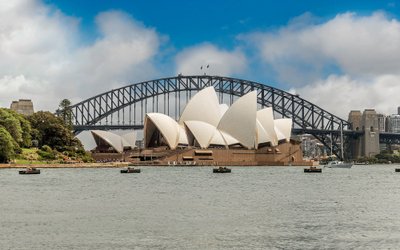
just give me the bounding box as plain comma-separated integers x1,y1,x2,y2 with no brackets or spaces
120,167,141,173
324,160,353,168
304,166,322,173
19,167,40,175
213,166,231,173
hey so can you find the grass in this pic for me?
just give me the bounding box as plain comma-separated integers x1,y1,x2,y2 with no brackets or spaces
14,159,52,165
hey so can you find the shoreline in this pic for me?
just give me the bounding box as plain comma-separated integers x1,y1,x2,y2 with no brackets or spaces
0,162,131,169
0,162,314,168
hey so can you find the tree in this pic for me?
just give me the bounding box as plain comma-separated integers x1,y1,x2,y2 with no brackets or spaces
0,108,23,145
58,99,72,127
0,127,15,163
28,111,84,152
13,111,32,147
0,108,31,150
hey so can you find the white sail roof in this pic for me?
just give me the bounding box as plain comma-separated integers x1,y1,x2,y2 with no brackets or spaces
274,125,286,141
218,91,257,149
184,120,240,148
219,130,239,145
184,120,217,148
178,87,221,127
257,108,279,146
256,120,270,146
178,125,189,145
274,118,292,142
143,87,294,150
218,103,229,118
91,130,124,153
121,131,136,148
209,130,227,146
145,113,180,149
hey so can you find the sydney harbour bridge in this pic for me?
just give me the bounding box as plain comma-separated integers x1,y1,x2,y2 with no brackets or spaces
68,75,400,160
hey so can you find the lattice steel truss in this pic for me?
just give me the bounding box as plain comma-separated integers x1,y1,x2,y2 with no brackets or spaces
70,75,352,159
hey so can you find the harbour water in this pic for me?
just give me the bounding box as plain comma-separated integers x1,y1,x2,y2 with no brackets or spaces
1,165,400,249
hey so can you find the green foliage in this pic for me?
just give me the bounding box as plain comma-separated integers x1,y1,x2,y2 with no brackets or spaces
0,108,31,149
0,127,15,163
41,145,52,153
28,111,84,152
16,113,32,147
375,152,400,163
58,99,72,127
81,154,94,163
0,107,92,164
356,153,400,164
37,145,57,160
37,151,56,160
0,108,23,145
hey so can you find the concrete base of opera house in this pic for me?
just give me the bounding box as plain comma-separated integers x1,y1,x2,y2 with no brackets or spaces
91,141,317,167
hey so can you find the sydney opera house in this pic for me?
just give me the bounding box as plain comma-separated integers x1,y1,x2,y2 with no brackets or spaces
90,87,311,166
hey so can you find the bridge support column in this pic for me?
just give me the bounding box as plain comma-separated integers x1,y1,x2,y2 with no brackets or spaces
348,111,362,159
361,109,380,158
349,109,380,159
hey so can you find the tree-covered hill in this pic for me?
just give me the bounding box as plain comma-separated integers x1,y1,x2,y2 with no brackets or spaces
0,108,91,163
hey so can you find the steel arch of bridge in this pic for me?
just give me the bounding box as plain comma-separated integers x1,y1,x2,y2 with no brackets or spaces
70,75,352,158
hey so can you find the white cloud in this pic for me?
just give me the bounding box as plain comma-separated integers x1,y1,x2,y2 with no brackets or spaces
175,44,247,76
293,74,400,119
0,0,161,111
246,12,400,84
60,10,161,101
243,12,400,118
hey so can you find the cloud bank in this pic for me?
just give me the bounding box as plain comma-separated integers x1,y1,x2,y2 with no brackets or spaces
0,0,161,110
245,12,400,117
1,1,400,120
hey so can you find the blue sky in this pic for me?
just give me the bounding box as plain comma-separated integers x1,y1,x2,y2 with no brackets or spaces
45,0,398,48
1,0,400,117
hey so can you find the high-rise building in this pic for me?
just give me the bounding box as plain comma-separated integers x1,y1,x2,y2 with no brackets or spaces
377,114,386,132
387,114,400,133
10,99,34,116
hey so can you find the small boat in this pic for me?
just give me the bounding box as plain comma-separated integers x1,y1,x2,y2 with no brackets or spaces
324,160,353,168
19,167,40,175
120,167,141,173
395,168,400,172
213,167,231,173
304,166,322,173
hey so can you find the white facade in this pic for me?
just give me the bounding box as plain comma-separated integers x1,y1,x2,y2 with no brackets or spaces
144,87,293,150
91,130,136,153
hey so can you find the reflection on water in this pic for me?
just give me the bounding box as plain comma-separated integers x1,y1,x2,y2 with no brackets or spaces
1,165,400,249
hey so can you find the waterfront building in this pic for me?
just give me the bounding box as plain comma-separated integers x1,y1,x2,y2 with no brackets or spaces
10,99,34,116
144,87,292,150
90,87,311,166
90,130,136,162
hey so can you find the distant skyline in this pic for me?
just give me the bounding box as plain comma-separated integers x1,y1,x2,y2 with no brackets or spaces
1,0,400,118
